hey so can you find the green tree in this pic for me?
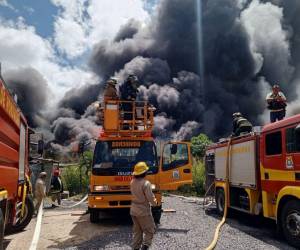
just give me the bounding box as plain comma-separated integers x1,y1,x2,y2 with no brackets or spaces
61,150,94,196
191,133,212,159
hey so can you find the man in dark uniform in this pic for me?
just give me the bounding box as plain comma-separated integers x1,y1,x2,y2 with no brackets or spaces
119,75,139,127
232,112,253,137
120,74,139,101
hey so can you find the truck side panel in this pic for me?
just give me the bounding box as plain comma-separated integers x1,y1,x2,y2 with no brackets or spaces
0,79,21,201
0,166,18,200
215,138,257,188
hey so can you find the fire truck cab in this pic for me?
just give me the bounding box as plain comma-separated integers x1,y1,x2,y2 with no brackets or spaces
88,100,193,223
205,114,300,248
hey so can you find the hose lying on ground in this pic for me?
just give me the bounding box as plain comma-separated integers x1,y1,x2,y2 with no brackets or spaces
29,194,88,250
29,200,44,250
205,138,232,250
48,194,88,208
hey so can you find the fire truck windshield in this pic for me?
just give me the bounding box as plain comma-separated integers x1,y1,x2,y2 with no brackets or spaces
92,141,158,176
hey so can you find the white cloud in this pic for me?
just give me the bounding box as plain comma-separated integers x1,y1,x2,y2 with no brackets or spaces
0,0,15,10
87,0,149,43
52,0,149,59
0,18,99,103
54,17,87,57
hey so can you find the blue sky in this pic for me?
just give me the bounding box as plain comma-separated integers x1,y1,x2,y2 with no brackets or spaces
0,0,56,37
0,0,156,101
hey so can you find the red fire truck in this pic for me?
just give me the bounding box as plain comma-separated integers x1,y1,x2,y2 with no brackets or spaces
0,74,34,249
205,114,300,248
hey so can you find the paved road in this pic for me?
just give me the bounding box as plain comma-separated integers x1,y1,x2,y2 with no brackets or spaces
4,195,295,250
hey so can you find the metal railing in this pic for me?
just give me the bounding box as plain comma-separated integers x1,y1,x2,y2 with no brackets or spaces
100,100,155,134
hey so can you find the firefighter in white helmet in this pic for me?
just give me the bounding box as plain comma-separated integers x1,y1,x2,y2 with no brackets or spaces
130,162,157,250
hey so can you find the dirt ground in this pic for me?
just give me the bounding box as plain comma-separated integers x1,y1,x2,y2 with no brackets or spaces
3,196,294,250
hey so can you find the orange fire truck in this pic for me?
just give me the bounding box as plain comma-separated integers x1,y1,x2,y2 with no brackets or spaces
0,74,34,248
88,100,193,223
205,115,300,248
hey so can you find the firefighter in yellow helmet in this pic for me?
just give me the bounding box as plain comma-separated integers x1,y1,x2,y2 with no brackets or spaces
130,162,157,250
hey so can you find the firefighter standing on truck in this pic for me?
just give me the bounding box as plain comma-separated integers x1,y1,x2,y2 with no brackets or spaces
120,75,139,123
232,112,252,137
104,78,119,101
266,84,287,123
130,162,157,250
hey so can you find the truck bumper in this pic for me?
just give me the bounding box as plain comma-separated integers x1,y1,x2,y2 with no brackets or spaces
88,192,162,209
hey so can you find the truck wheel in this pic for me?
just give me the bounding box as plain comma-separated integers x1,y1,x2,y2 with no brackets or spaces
215,188,225,216
7,196,34,233
152,206,162,224
90,209,100,223
281,200,300,248
0,209,4,250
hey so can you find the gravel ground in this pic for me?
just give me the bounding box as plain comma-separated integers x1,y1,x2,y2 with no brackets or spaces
5,195,295,250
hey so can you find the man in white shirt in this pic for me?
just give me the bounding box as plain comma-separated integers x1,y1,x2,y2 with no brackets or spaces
266,85,287,123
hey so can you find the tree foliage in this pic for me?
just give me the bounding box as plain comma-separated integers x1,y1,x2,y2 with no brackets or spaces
191,133,212,159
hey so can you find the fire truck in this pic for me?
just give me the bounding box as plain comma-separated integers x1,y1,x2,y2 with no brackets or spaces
205,115,300,248
0,74,35,248
88,100,193,223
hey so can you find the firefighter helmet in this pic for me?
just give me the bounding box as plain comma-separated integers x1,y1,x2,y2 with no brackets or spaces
127,74,139,84
107,78,117,85
233,112,242,118
132,162,149,176
39,172,47,178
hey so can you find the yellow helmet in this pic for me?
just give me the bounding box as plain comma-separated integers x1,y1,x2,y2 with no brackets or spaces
132,162,149,176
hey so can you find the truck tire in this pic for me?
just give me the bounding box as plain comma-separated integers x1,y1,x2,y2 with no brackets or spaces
90,209,100,223
215,188,225,216
152,206,162,224
281,200,300,248
0,209,4,250
7,196,34,233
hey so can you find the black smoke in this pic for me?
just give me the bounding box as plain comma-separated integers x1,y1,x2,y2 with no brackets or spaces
4,67,50,127
59,83,102,115
6,0,300,145
114,19,141,42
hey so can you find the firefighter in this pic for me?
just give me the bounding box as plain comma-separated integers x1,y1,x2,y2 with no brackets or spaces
120,75,139,124
104,78,119,101
266,85,287,123
50,168,63,207
232,112,253,137
120,74,139,101
34,172,47,214
130,162,157,250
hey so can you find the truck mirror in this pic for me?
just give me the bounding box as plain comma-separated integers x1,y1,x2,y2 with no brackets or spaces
170,144,177,155
37,140,44,155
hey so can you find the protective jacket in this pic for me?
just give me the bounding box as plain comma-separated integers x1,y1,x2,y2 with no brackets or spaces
120,81,138,100
35,178,46,199
51,176,63,193
266,91,287,111
104,84,118,100
233,116,252,136
130,178,157,217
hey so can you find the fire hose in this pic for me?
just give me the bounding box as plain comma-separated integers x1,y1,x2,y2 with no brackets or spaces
47,194,88,208
205,138,232,250
29,194,88,250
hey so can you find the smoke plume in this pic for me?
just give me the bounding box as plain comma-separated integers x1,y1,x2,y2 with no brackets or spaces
6,0,300,151
4,67,50,127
